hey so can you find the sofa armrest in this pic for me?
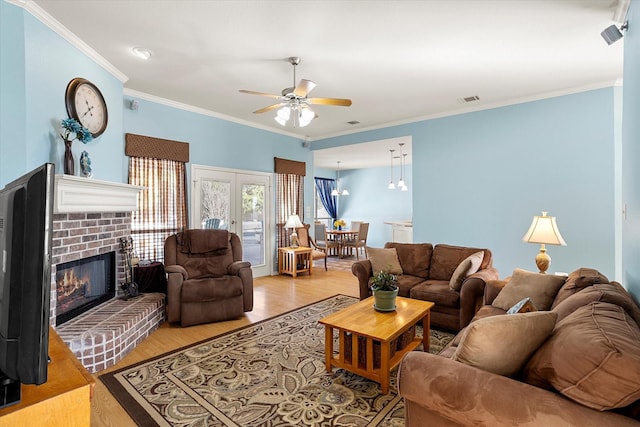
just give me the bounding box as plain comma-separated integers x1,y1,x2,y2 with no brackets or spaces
458,267,499,329
351,260,373,299
484,278,508,305
398,352,639,427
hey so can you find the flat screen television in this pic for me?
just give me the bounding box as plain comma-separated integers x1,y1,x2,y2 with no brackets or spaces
0,163,55,408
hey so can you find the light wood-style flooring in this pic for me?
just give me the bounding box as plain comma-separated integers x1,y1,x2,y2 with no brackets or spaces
90,267,359,427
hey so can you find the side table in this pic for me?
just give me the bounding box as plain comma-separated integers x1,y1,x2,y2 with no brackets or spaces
133,261,167,294
278,246,312,277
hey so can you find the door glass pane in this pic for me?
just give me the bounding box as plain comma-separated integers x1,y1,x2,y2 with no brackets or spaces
241,183,265,266
200,179,230,229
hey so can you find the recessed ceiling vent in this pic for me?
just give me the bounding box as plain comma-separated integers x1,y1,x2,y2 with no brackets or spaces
458,95,480,104
347,120,360,125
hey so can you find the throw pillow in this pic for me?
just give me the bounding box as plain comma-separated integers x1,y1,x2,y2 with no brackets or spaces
523,302,640,410
449,251,484,291
492,268,566,311
507,297,536,314
451,311,557,377
366,247,403,275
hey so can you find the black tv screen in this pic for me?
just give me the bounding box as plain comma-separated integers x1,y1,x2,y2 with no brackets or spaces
0,163,55,408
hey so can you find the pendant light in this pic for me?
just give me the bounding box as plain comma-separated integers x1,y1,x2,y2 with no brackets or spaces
331,161,349,196
401,153,408,191
388,149,396,189
397,143,406,189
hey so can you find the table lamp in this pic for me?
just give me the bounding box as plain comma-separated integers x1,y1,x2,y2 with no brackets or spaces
522,211,566,274
285,214,304,247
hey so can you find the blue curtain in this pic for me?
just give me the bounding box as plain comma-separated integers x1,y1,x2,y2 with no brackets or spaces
314,177,337,220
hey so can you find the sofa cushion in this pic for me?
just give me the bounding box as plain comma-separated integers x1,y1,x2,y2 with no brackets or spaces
366,246,403,275
410,281,460,308
430,245,490,281
551,267,609,309
493,268,566,312
523,301,640,410
553,282,640,323
451,311,557,377
392,274,425,298
384,242,433,278
449,251,484,291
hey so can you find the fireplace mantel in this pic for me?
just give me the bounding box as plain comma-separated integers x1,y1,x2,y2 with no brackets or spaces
54,174,145,214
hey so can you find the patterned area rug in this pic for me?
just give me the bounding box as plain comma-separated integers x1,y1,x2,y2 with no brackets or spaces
100,295,454,426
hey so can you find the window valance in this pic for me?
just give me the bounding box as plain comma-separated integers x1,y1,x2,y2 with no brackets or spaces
274,157,306,176
125,133,190,163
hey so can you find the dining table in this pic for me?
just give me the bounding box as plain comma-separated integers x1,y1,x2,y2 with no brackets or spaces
326,229,359,258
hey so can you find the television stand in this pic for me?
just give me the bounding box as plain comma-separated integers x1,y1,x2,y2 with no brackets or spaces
0,373,19,409
0,328,94,426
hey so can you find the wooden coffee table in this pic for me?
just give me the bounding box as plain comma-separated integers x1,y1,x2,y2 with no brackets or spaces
318,296,434,393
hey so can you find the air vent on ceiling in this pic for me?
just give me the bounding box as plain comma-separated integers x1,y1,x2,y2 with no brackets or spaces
347,120,360,125
458,95,480,104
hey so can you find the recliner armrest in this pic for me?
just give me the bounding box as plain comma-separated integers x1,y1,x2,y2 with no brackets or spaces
165,264,188,280
228,261,251,275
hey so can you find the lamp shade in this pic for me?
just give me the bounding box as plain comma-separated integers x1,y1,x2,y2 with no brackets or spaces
522,212,566,246
284,214,303,229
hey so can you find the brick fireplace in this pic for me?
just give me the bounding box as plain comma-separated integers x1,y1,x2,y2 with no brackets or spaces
51,175,165,373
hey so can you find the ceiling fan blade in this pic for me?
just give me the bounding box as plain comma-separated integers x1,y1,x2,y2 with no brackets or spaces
239,89,282,99
308,97,353,107
293,79,317,97
253,103,286,114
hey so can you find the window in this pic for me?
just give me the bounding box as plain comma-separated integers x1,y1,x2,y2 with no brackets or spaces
125,134,190,262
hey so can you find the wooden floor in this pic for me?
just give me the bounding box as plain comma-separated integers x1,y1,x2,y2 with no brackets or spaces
90,267,360,427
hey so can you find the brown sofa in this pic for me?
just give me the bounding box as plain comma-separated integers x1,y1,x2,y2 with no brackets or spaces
164,229,253,326
352,243,499,331
398,268,640,426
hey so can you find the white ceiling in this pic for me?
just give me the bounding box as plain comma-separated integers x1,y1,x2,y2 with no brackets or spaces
29,0,626,170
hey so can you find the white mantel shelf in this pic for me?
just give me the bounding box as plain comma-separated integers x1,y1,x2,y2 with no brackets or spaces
54,174,145,214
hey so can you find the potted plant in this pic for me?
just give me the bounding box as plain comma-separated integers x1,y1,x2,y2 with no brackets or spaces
370,269,399,311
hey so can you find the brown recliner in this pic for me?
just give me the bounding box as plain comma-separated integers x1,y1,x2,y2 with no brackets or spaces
164,229,253,326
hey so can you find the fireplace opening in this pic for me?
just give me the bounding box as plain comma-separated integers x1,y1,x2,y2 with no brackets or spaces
55,251,116,326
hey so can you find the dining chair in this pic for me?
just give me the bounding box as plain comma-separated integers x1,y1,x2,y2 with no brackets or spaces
342,222,369,260
350,221,362,233
314,222,339,257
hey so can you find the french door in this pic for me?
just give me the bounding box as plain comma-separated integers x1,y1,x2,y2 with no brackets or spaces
191,165,271,277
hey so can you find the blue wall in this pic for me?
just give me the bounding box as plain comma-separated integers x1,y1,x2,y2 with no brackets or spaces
622,0,640,298
314,88,617,279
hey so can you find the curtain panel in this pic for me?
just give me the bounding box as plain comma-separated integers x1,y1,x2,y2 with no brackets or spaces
314,177,337,220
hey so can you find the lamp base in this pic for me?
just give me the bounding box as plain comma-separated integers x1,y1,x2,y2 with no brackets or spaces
535,247,551,274
290,231,300,248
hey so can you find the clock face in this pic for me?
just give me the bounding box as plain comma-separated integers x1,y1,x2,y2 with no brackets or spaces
65,78,108,137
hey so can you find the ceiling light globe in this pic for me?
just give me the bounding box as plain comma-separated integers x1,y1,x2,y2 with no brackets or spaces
275,116,287,126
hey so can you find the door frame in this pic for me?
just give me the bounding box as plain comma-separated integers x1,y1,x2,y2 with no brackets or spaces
191,164,272,277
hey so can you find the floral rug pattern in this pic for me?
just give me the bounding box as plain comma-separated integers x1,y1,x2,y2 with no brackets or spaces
100,295,454,426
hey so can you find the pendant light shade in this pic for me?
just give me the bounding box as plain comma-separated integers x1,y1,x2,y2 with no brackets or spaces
332,161,349,196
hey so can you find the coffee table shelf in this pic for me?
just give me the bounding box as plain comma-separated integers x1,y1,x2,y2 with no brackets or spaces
319,296,434,394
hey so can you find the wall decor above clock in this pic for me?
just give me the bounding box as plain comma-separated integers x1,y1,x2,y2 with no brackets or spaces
65,77,108,137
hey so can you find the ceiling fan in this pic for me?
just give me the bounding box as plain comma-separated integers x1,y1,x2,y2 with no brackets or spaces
239,57,352,127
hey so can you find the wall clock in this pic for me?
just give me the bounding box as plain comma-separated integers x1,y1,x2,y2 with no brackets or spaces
65,77,108,137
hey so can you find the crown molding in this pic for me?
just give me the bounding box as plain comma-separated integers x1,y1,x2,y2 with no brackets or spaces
123,88,303,140
7,0,128,83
